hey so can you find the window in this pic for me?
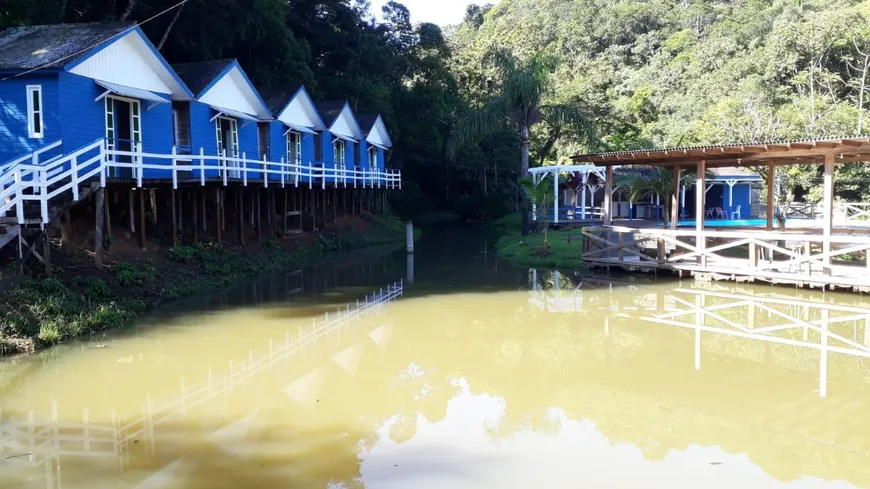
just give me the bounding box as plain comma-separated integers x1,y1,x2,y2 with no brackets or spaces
26,85,43,138
333,139,345,167
286,131,301,165
257,122,270,159
368,146,378,170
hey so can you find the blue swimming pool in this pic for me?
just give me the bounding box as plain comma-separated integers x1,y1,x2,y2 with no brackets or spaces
675,219,768,227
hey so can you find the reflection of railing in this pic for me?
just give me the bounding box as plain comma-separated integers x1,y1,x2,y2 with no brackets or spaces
527,271,870,398
0,281,402,481
582,225,870,289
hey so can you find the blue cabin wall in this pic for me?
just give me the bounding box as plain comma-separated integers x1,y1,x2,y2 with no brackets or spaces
139,101,173,179
268,121,285,182
320,132,334,184
188,101,220,178
0,73,62,164
359,140,369,171
727,183,751,217
238,121,260,181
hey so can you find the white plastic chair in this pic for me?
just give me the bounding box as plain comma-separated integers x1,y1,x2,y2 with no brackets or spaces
730,205,742,220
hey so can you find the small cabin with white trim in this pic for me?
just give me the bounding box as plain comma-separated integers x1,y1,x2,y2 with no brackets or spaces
356,114,392,178
172,59,272,181
259,84,326,185
315,101,364,184
0,22,193,178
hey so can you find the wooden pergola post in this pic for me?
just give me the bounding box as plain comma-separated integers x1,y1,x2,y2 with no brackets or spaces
696,160,706,266
670,166,681,230
766,163,775,231
604,165,613,225
823,152,835,275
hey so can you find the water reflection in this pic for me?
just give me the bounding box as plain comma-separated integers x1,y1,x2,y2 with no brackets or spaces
2,261,870,488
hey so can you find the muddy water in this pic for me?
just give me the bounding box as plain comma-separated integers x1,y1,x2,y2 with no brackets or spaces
2,229,870,488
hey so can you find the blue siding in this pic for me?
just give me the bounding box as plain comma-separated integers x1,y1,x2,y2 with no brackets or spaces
320,132,334,185
188,101,219,178
58,72,104,152
238,120,260,182
268,121,285,182
359,140,369,171
139,100,174,179
0,73,62,164
727,183,751,218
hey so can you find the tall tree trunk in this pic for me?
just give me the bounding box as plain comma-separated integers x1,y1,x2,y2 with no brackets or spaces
118,0,138,21
157,3,185,51
520,123,531,235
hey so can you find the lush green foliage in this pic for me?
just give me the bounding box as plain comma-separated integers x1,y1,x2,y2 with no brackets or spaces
495,229,583,268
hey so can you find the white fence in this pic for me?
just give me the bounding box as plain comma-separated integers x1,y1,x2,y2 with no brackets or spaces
0,138,402,228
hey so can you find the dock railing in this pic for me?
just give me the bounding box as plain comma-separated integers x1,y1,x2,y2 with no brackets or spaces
581,225,870,289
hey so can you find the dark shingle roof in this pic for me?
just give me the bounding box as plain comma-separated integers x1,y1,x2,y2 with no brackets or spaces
258,84,303,114
0,22,133,70
172,59,234,96
356,114,378,136
315,100,346,126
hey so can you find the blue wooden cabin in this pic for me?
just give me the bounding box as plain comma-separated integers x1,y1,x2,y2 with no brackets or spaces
172,59,272,181
259,84,326,185
356,114,392,184
314,101,365,184
0,23,194,178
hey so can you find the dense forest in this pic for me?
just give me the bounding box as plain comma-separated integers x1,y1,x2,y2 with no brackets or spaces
4,0,870,217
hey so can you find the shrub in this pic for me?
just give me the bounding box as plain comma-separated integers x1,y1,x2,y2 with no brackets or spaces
85,277,112,301
169,245,198,263
37,321,61,344
114,262,152,286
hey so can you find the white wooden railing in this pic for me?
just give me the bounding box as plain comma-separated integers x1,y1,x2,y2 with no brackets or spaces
835,202,870,222
582,225,870,287
0,139,402,229
0,140,64,174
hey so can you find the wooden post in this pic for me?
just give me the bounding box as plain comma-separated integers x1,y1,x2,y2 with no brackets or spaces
95,188,104,268
202,189,207,232
766,163,775,231
670,166,680,230
129,190,135,233
149,189,157,225
61,210,73,251
283,188,289,236
170,189,178,247
42,230,52,276
216,188,222,244
139,189,146,250
256,189,262,244
823,152,835,275
193,189,199,244
334,188,338,221
104,190,111,246
238,189,245,245
604,165,613,225
696,160,706,266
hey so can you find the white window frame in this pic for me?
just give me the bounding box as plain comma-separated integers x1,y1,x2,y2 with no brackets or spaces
368,146,377,170
286,131,302,166
333,139,345,167
26,85,43,138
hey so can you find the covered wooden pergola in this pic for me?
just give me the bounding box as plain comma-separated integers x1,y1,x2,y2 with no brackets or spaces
572,136,870,291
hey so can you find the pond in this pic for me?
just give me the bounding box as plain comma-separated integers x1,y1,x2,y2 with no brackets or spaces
1,227,869,488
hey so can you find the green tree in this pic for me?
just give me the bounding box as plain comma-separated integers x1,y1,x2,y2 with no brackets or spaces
617,168,696,226
518,176,554,252
447,51,594,234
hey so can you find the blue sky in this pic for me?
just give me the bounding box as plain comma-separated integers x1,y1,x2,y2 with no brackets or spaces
370,0,488,26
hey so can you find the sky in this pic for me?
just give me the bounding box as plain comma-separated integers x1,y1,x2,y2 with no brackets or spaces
370,0,488,27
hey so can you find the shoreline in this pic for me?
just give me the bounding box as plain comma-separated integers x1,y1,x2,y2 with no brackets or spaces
0,216,418,356
494,228,583,269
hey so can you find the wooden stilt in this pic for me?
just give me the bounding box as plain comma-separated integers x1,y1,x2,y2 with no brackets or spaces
256,189,262,244
178,189,183,229
43,230,52,277
298,189,303,233
283,188,289,237
267,188,272,224
149,189,157,225
95,187,105,268
333,188,337,221
216,188,222,244
139,189,146,250
171,189,178,247
238,189,245,245
202,189,207,232
193,189,199,244
129,190,135,233
61,210,73,251
104,189,112,246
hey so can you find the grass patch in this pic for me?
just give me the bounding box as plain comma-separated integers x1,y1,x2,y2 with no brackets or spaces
491,212,521,229
495,229,583,269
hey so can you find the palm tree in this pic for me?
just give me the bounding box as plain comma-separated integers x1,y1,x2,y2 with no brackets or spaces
616,168,697,226
448,50,595,235
519,176,554,252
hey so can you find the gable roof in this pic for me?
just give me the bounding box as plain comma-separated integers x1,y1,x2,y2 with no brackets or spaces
259,84,303,114
173,59,235,97
173,59,270,119
0,22,133,70
315,101,347,127
357,113,392,149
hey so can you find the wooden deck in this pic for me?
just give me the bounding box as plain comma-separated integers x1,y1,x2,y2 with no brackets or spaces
581,225,870,292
